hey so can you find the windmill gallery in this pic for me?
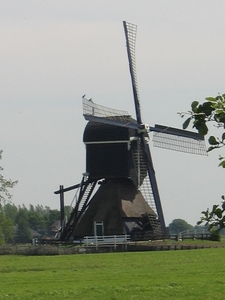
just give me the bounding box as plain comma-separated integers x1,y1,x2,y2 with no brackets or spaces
53,21,206,243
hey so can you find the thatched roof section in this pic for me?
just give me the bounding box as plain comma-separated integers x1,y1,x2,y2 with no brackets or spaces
72,179,155,237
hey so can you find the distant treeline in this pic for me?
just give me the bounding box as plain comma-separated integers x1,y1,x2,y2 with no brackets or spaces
0,203,71,245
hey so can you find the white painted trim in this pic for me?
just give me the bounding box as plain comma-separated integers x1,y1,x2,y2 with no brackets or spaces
85,136,140,145
85,140,129,145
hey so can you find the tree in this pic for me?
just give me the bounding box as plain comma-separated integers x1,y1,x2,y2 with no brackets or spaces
3,203,18,222
28,211,46,233
45,209,61,228
180,94,225,165
180,94,225,234
169,219,193,234
0,150,17,205
0,208,14,245
0,151,17,244
64,205,72,220
15,208,31,243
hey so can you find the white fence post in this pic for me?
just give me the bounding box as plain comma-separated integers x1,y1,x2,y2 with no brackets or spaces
95,235,98,251
114,235,116,250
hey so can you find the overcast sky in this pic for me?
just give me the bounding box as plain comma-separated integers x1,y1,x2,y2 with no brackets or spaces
1,0,225,226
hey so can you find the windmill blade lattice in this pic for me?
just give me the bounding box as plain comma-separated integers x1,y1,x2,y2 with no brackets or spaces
83,97,130,119
123,21,166,235
123,21,142,124
82,97,139,129
152,124,207,156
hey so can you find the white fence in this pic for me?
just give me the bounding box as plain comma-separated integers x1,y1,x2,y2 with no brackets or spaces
169,229,211,241
75,235,130,250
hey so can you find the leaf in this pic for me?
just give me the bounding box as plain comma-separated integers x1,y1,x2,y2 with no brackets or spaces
205,97,217,102
208,224,214,232
222,201,225,210
222,132,225,141
197,122,208,136
216,95,223,101
212,204,219,212
202,102,214,116
191,101,199,113
182,117,191,129
218,114,225,123
215,208,223,218
221,215,225,224
208,136,219,145
218,160,225,168
215,109,225,114
207,146,216,152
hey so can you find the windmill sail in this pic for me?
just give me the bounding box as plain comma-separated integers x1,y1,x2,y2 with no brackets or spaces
83,97,130,119
152,124,207,155
123,21,142,124
123,21,167,234
82,97,139,129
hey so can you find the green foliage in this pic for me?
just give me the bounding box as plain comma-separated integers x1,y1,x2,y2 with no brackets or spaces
0,150,17,243
0,250,225,299
44,209,61,229
64,205,72,220
180,93,225,161
0,209,14,245
1,203,61,243
28,211,46,232
3,203,18,222
197,200,225,236
0,150,17,205
169,218,193,234
180,93,225,235
15,209,32,243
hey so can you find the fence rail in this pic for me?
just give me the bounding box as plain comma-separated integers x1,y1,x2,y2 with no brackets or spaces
170,229,212,241
79,235,130,250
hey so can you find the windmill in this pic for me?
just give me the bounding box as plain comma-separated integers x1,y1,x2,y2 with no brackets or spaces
56,21,206,242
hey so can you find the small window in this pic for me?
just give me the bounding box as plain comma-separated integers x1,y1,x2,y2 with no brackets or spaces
94,221,104,237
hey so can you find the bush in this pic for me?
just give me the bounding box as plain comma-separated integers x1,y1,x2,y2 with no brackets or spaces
210,233,221,241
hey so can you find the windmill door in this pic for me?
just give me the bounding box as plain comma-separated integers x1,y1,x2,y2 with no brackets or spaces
94,221,104,237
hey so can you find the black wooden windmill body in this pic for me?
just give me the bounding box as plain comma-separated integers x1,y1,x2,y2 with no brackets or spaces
57,21,206,242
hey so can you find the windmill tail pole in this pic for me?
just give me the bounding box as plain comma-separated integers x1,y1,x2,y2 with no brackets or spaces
59,185,65,231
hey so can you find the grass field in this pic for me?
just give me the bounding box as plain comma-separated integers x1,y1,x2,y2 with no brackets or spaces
0,248,224,299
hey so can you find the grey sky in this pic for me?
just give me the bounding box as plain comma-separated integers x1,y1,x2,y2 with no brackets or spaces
1,0,225,225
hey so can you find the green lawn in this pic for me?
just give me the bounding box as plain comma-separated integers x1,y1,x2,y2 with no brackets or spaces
0,248,224,299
